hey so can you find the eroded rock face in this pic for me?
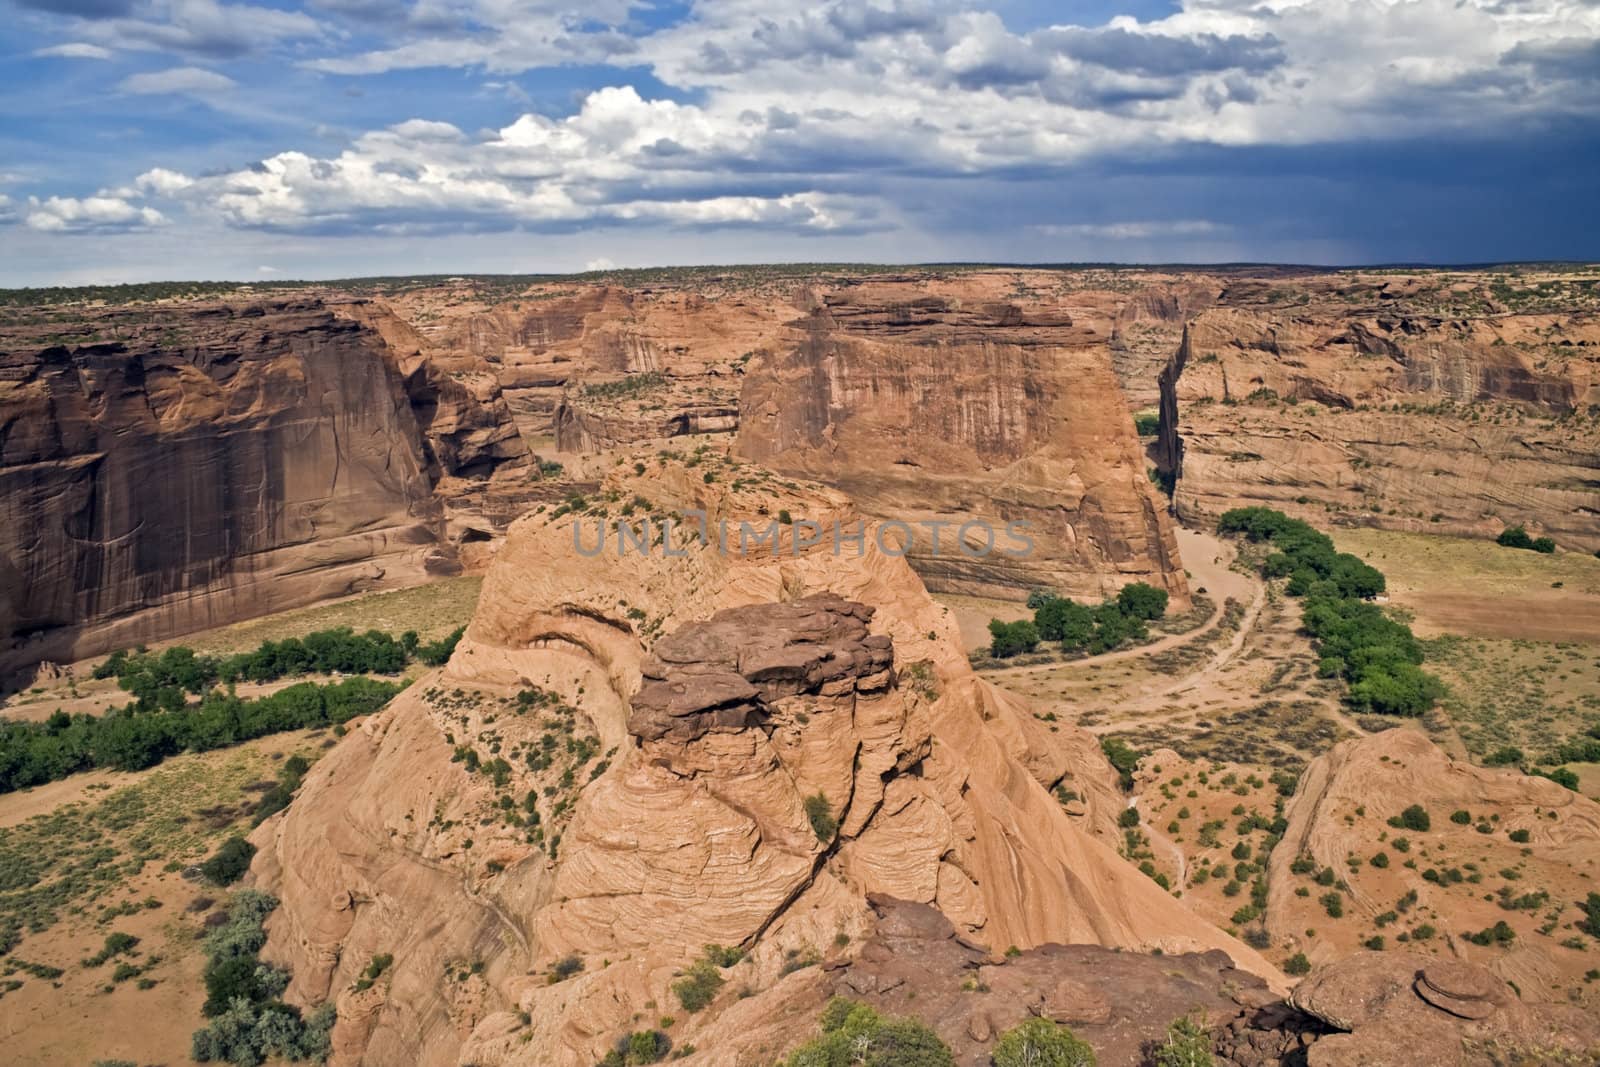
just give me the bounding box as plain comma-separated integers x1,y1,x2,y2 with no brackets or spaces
1163,297,1600,552
249,458,1270,1067
1290,953,1599,1066
738,287,1188,603
0,297,532,673
0,300,448,672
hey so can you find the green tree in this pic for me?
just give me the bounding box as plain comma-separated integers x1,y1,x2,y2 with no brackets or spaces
1115,582,1169,621
1034,597,1095,650
201,835,257,887
988,619,1040,658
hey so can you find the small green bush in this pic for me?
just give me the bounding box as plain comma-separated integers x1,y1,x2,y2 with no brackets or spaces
1153,1013,1214,1067
672,958,724,1014
782,998,954,1067
1388,805,1430,832
1283,952,1311,976
804,793,838,843
993,1016,1096,1067
201,835,257,886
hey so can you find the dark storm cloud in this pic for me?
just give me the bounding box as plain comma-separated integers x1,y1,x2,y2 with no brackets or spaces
13,0,134,17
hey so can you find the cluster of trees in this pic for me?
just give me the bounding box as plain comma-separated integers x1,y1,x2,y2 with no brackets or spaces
988,583,1170,660
191,891,334,1066
1496,526,1556,554
95,625,461,711
0,677,401,793
1218,508,1441,717
1217,508,1385,599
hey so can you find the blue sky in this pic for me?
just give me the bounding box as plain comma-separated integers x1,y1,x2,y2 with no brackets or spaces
1,0,1597,284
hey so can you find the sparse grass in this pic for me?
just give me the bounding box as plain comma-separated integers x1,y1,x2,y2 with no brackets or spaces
0,733,323,955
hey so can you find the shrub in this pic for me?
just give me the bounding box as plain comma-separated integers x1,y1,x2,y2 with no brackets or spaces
783,998,953,1067
1153,1013,1214,1067
201,835,257,887
1118,807,1141,828
617,1030,668,1062
1450,810,1472,825
1497,526,1535,550
1537,767,1580,791
191,891,333,1064
988,619,1040,658
993,1016,1096,1067
1100,737,1143,791
804,793,839,843
1116,582,1169,621
1508,828,1531,844
1320,892,1344,918
1283,952,1311,976
1388,805,1430,832
1134,412,1161,436
1578,893,1600,940
1464,921,1516,947
672,959,724,1014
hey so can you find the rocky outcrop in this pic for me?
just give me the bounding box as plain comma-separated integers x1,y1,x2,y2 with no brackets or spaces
1163,294,1600,552
1290,953,1599,1066
629,595,894,742
738,286,1189,603
248,457,1267,1067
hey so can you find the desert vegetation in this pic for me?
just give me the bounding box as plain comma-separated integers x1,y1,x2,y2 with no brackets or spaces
987,583,1169,659
1219,508,1441,716
0,677,399,792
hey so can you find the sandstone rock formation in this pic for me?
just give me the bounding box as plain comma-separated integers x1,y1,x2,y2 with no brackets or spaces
1290,952,1599,1066
0,296,530,675
1160,280,1600,553
248,457,1270,1066
437,285,776,441
1269,730,1600,999
737,285,1188,603
678,895,1322,1067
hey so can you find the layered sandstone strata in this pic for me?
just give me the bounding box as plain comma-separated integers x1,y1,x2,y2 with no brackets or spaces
738,286,1188,603
0,297,528,673
1161,293,1600,552
248,458,1264,1067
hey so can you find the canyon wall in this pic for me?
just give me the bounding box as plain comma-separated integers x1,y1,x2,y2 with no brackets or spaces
0,298,528,673
737,286,1188,604
1161,292,1600,551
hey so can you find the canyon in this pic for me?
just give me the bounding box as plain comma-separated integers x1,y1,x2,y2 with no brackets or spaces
2,264,1599,1067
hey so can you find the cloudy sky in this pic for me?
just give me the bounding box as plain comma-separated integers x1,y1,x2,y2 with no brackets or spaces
2,0,1598,284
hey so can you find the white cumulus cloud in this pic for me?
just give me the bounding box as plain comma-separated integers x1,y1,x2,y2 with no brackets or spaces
25,195,166,233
